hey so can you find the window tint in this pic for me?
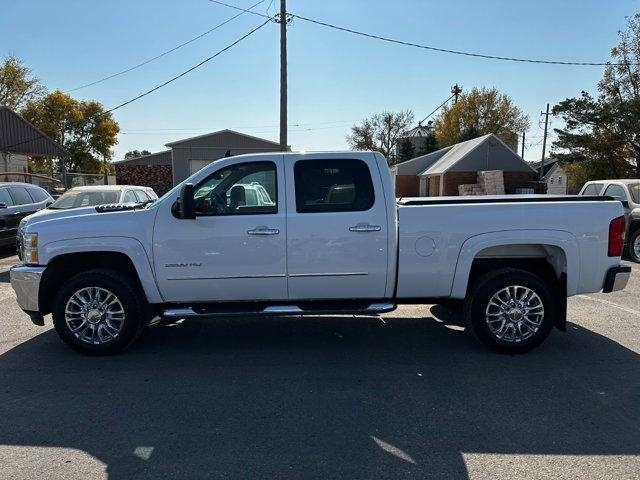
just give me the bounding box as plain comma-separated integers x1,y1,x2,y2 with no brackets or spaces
0,188,13,206
27,187,50,203
604,184,628,200
294,159,374,213
8,187,34,205
122,190,137,203
193,161,277,216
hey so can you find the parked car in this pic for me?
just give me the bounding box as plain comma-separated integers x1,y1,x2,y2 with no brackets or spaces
10,151,630,355
579,179,640,262
0,182,52,249
48,185,157,210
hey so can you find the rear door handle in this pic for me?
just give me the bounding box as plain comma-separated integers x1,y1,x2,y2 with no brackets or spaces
247,226,280,235
349,223,381,233
13,212,21,215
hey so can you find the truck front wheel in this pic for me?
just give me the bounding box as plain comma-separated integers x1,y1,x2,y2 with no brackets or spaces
52,269,146,355
465,268,556,354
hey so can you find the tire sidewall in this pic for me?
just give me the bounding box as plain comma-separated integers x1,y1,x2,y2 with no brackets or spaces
52,270,144,355
467,270,556,354
629,230,640,263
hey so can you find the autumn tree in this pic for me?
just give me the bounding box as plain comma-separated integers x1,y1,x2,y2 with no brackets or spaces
552,14,640,189
0,56,45,110
22,90,119,173
433,87,529,148
347,110,414,165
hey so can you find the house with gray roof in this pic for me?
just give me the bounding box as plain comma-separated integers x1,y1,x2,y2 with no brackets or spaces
392,134,540,196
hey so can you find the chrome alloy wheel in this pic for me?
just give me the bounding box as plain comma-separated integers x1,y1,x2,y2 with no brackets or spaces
485,285,544,343
65,287,125,345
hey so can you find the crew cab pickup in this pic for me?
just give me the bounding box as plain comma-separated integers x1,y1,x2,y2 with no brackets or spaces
10,151,631,355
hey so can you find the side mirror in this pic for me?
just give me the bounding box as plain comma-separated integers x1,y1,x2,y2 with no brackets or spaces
179,183,196,219
0,203,6,209
45,201,53,208
621,200,630,209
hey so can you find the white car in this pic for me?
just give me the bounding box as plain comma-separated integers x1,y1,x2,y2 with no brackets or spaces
49,185,157,210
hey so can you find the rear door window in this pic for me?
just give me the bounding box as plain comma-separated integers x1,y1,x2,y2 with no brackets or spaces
0,188,13,206
8,187,34,205
27,187,50,203
293,159,375,213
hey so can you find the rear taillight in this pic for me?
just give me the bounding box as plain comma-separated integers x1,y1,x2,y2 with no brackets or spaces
608,216,626,257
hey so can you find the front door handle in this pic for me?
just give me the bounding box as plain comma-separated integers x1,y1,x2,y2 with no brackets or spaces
13,211,21,215
247,226,280,235
349,223,382,233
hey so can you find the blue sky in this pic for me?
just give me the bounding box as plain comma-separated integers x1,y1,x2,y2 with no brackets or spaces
1,0,637,163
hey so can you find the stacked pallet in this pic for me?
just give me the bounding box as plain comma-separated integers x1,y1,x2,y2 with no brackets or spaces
458,184,485,196
478,170,505,195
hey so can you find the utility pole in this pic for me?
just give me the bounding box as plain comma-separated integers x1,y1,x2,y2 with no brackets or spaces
451,83,462,104
539,103,550,181
521,131,525,159
279,0,288,152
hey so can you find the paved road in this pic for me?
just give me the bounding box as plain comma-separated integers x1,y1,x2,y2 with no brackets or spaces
0,249,638,479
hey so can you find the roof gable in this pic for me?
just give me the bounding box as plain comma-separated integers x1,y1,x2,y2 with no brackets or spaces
165,129,280,149
0,106,67,158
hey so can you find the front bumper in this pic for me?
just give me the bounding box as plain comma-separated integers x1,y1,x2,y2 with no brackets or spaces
10,265,46,325
602,265,632,293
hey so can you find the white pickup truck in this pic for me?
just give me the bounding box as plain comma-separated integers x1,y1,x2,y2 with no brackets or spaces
10,151,631,355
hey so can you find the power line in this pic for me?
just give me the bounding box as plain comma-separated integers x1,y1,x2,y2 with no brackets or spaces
2,20,271,152
66,0,267,92
291,14,627,66
419,93,455,125
208,0,273,19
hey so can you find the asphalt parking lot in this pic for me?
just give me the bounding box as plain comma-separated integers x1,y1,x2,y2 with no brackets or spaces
0,249,638,480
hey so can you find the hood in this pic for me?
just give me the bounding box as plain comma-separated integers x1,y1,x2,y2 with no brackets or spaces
20,204,145,231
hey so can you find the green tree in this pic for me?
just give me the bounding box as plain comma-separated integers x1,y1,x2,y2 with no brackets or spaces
347,110,414,165
22,90,119,173
552,14,640,183
396,139,415,164
415,133,439,156
125,149,152,160
0,56,45,110
433,87,529,148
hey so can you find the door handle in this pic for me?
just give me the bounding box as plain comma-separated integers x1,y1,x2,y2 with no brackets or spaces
247,227,280,235
13,211,21,215
349,223,381,233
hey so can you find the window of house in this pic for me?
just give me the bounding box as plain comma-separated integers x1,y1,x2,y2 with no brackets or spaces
294,159,375,213
558,177,562,185
192,161,277,216
550,178,554,185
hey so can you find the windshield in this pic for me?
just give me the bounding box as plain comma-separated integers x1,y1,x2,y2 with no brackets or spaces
628,183,640,203
50,190,120,209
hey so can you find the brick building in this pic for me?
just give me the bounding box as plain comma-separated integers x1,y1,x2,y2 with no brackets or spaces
392,134,542,197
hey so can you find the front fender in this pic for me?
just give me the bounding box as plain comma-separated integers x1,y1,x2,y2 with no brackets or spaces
450,230,580,298
40,236,163,303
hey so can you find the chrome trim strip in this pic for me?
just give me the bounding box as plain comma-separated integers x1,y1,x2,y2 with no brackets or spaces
366,302,396,312
289,272,368,278
167,274,286,281
263,305,302,313
162,308,197,318
10,265,46,312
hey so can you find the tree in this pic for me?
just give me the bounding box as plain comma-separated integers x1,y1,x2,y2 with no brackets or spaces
433,87,530,148
0,56,45,111
125,149,152,160
415,133,439,156
21,90,119,173
552,14,640,184
396,139,415,164
347,110,414,165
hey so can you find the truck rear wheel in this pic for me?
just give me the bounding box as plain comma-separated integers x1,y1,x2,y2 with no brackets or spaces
52,269,146,355
465,268,556,354
629,229,640,263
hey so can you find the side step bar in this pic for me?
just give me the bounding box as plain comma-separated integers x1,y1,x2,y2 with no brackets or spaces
162,302,396,319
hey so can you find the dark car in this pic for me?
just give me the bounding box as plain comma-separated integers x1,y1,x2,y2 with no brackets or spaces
0,182,53,249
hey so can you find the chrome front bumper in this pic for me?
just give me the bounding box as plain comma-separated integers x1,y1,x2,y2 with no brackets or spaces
10,265,45,314
602,265,632,293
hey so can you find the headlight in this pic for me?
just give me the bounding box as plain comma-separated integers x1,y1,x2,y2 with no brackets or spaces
22,233,39,265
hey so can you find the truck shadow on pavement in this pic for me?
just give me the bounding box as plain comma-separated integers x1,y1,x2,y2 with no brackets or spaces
0,315,638,479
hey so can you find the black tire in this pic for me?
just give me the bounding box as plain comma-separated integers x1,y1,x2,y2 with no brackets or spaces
464,268,556,354
52,269,147,355
629,229,640,263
